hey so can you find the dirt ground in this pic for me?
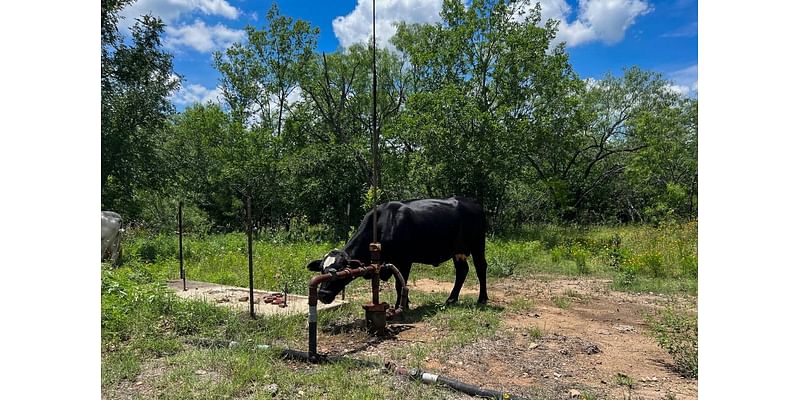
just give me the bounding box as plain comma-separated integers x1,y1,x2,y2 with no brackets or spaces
318,276,697,400
166,279,347,316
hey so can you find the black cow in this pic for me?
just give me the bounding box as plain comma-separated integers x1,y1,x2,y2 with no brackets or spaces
307,197,489,307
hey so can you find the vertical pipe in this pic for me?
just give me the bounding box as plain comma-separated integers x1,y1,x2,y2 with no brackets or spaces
247,196,255,319
308,283,319,361
371,0,378,245
178,200,185,291
371,270,380,305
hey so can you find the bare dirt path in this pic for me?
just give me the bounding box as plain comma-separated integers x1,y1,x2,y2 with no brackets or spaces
320,276,697,400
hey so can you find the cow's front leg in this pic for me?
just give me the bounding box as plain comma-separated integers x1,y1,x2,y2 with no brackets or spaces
446,255,469,305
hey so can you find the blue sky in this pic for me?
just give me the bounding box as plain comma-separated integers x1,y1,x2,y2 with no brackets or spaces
119,0,697,109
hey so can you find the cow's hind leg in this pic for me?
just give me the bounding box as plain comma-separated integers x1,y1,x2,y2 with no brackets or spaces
394,263,411,309
446,255,469,305
473,245,489,305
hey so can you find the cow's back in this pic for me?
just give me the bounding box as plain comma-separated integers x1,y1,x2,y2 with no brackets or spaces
383,197,485,265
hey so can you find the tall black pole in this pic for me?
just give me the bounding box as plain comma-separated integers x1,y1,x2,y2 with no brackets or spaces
371,0,379,246
247,196,255,319
178,200,185,291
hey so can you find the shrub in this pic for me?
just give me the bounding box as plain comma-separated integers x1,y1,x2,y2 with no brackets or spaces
608,233,624,269
642,251,667,278
487,256,516,277
572,245,590,274
126,233,177,264
266,216,339,244
680,254,698,277
647,308,698,378
551,245,568,262
617,263,638,287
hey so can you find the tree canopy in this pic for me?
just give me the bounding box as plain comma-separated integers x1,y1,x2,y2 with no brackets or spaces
102,0,698,235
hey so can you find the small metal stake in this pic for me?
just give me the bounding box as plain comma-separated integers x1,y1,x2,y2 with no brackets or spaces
247,196,255,319
178,201,186,291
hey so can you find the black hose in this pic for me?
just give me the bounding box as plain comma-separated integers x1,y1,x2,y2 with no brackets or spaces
436,374,519,399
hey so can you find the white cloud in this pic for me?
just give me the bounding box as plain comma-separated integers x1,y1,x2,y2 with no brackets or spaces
333,1,650,50
667,64,698,96
661,21,697,38
332,0,443,50
171,81,223,106
285,88,302,105
584,77,600,89
164,20,245,53
521,0,652,47
120,0,240,28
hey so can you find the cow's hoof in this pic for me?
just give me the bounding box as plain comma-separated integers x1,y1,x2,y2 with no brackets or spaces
445,297,458,305
477,298,488,305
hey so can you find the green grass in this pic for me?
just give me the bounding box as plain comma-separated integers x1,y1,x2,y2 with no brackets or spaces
411,222,697,296
104,222,697,398
506,296,536,313
119,221,697,297
117,345,459,400
121,232,337,294
101,260,502,399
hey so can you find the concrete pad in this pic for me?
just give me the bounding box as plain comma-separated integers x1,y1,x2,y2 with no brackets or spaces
167,280,347,316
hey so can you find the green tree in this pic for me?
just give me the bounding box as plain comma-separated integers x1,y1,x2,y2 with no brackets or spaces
166,103,285,231
214,3,318,133
623,96,698,222
101,0,179,216
392,0,579,225
284,44,405,236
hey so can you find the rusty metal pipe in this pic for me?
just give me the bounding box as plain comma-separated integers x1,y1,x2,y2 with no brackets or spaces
342,260,408,311
308,264,380,361
380,263,409,314
306,261,411,359
371,270,380,304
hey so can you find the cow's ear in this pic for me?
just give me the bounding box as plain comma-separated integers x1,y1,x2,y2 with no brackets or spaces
307,259,323,272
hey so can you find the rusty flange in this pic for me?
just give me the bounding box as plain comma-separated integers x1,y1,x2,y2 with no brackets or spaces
363,302,389,335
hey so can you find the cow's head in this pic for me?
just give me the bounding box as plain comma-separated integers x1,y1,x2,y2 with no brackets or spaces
306,249,355,304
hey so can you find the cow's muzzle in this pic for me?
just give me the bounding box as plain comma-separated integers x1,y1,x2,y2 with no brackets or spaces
317,289,336,304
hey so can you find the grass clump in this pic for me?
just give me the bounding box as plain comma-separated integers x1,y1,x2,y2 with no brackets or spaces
527,325,544,340
615,372,635,388
552,296,572,309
